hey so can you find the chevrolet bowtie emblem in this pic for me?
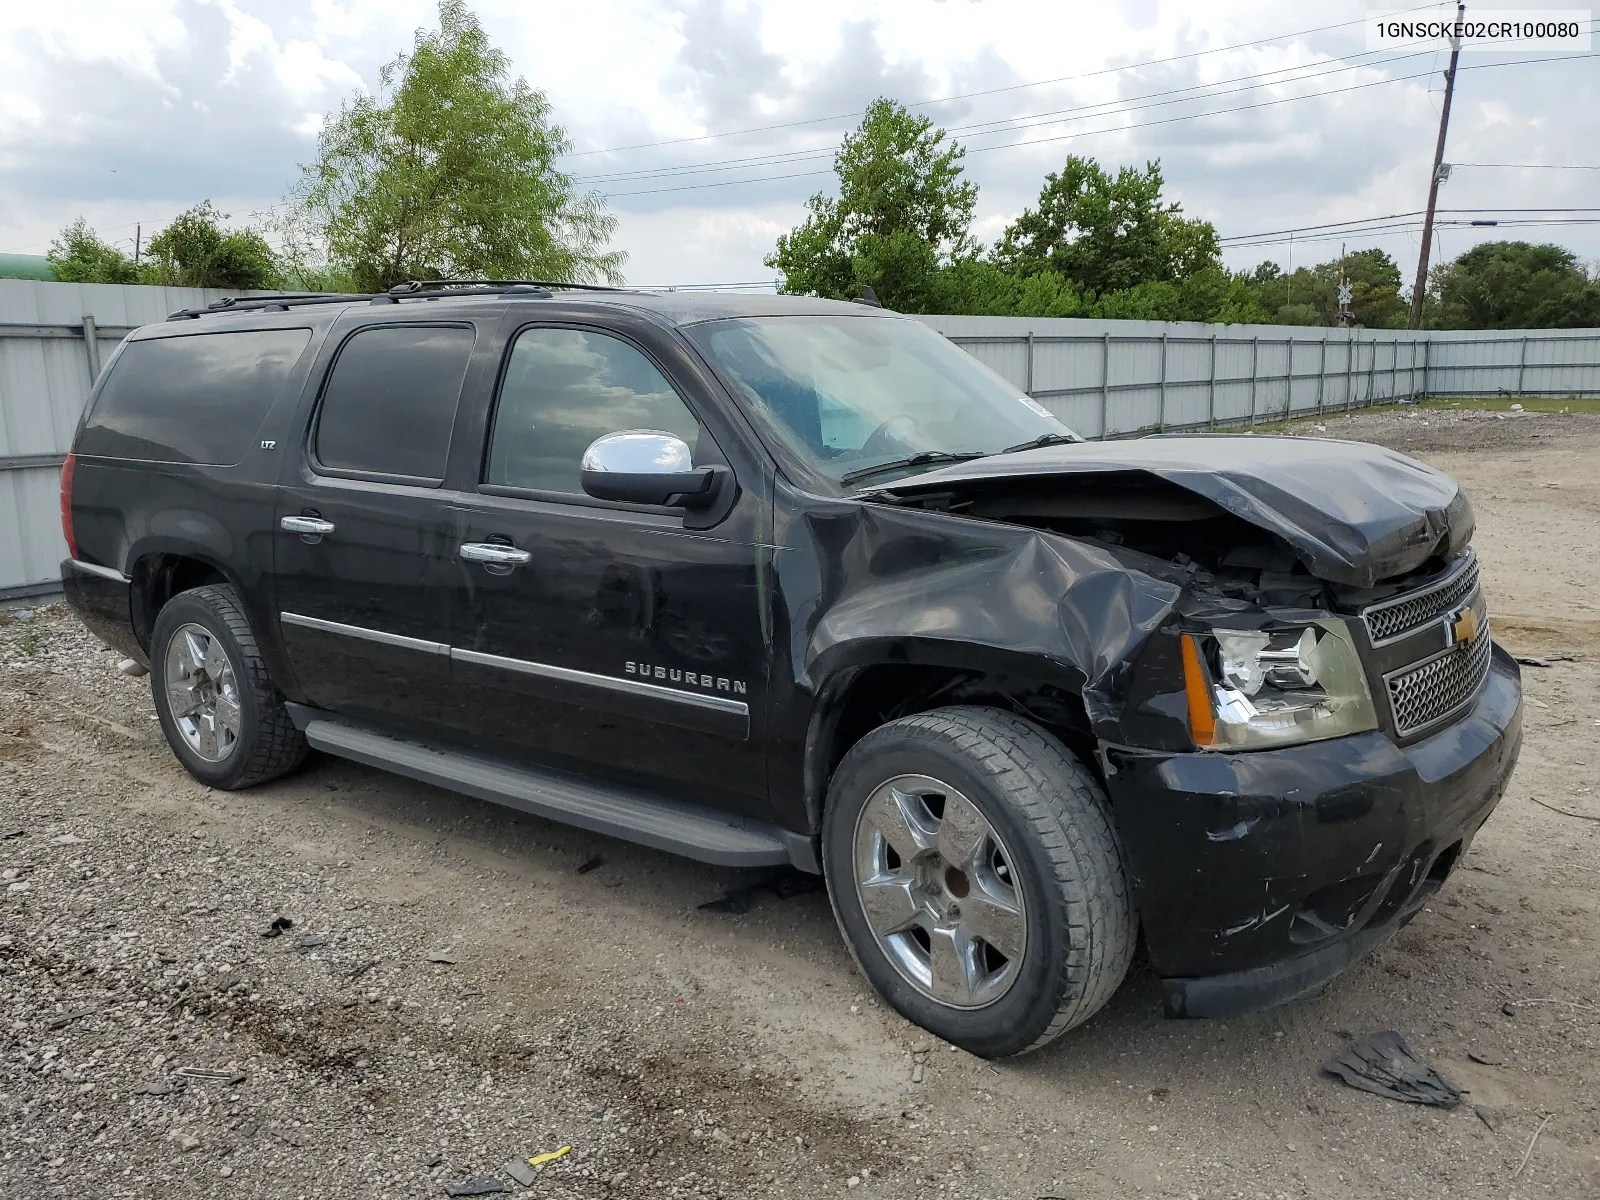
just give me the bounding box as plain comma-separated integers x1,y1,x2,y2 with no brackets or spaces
1450,606,1479,646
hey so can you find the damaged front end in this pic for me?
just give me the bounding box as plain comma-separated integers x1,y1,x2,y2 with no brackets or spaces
834,435,1522,1017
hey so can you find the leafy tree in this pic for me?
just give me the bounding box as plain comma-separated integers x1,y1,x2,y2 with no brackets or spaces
143,202,282,289
1427,241,1600,329
46,219,139,284
767,98,977,312
1245,248,1406,328
992,157,1220,294
289,0,623,292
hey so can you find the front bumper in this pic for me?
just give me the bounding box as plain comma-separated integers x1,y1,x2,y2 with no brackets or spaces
1105,642,1522,1019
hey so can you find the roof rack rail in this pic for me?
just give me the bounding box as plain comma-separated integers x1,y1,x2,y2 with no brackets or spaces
167,292,376,320
386,279,628,294
164,278,627,321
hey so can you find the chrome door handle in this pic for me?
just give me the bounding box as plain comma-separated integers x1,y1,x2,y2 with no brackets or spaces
459,542,532,566
280,515,335,544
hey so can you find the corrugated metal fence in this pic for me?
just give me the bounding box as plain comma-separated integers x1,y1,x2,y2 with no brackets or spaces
916,315,1600,439
1,280,276,600
3,280,1598,600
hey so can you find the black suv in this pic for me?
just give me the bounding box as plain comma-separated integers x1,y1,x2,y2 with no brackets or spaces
60,282,1522,1057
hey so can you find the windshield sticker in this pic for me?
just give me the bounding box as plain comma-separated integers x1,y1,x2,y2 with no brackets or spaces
1019,396,1060,422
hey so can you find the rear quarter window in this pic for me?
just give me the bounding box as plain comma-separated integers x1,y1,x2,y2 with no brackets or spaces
76,328,312,465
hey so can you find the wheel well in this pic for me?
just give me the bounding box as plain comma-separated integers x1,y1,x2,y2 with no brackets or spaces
130,554,229,650
807,663,1099,830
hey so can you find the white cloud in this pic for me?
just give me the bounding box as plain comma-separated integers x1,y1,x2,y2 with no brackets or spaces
0,0,1595,277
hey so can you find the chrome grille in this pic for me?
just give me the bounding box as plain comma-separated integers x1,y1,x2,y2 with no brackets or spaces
1385,624,1494,738
1363,553,1480,645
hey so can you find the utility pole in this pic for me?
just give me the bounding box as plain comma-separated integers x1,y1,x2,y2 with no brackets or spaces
133,223,141,268
1337,242,1354,326
1408,1,1465,329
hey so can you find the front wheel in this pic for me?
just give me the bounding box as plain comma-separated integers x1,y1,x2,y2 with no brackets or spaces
150,584,307,789
822,706,1135,1057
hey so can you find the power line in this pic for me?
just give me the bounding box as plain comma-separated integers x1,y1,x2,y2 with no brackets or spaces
1452,162,1600,169
596,51,1597,199
561,3,1444,159
575,47,1444,187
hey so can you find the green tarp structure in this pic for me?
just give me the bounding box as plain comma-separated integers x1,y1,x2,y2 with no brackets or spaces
0,254,56,281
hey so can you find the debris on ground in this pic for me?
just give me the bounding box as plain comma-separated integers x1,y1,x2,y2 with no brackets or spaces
698,869,824,915
294,935,328,950
526,1145,571,1168
347,957,379,980
1476,1105,1501,1131
502,1158,537,1186
575,856,605,874
1321,1031,1461,1108
1528,796,1600,822
172,1066,247,1085
46,1005,96,1030
427,950,459,964
1515,1114,1555,1180
1467,1050,1503,1066
260,916,294,938
443,1176,512,1196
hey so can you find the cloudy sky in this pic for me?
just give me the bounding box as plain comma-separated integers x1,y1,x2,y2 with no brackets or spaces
1,0,1596,287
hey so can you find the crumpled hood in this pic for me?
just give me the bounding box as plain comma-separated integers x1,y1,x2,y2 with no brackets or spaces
865,435,1474,589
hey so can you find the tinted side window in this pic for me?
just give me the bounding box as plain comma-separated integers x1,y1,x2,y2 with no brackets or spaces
77,329,311,465
314,325,476,482
486,328,700,495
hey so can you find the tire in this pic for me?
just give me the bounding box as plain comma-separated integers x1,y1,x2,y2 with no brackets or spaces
149,583,307,789
822,706,1135,1058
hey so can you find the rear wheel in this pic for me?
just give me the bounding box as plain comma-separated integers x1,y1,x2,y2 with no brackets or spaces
150,584,307,789
822,706,1135,1057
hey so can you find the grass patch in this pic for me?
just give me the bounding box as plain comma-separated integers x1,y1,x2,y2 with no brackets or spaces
1414,395,1600,414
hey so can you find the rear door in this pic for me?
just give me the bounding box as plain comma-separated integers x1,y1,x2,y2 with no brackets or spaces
440,317,773,818
272,320,481,732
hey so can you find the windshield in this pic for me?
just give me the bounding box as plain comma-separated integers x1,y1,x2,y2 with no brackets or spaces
687,315,1078,486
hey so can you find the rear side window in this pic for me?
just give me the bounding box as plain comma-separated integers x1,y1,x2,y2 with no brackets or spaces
314,325,476,483
77,329,311,465
486,328,700,495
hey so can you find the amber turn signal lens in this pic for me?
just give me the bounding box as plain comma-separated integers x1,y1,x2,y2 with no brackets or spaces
1180,633,1216,748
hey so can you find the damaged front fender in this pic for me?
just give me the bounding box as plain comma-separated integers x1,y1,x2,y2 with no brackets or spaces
774,489,1181,734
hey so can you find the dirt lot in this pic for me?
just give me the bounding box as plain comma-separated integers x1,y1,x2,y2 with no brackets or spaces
3,409,1597,1200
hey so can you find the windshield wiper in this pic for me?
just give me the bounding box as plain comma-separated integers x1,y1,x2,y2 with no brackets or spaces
999,432,1081,454
840,450,989,486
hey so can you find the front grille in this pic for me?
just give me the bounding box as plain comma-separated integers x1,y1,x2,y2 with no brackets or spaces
1385,623,1494,738
1363,553,1480,645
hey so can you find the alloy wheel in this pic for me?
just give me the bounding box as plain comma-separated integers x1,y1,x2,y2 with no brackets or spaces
162,622,241,763
851,774,1028,1009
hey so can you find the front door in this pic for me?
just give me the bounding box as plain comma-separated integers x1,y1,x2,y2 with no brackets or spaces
442,323,770,817
273,322,478,731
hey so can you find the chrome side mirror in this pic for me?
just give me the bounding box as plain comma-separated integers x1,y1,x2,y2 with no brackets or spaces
580,430,719,507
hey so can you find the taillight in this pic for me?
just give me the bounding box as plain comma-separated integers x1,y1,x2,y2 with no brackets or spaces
59,452,78,560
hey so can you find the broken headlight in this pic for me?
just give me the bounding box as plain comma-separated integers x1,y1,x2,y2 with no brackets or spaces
1180,622,1377,750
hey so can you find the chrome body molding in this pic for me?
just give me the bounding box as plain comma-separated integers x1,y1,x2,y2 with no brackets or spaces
68,559,130,584
279,611,450,657
451,646,750,717
278,611,750,718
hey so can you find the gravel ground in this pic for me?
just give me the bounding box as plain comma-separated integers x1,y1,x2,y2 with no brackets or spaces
3,411,1598,1199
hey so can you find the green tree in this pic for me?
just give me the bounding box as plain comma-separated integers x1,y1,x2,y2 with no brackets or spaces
1427,241,1600,329
46,219,139,284
289,0,622,292
992,157,1220,293
767,98,977,312
142,202,281,289
1245,248,1406,327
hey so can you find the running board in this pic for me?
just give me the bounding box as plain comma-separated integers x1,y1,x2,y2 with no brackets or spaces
292,710,799,869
